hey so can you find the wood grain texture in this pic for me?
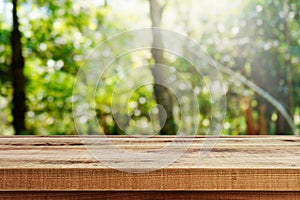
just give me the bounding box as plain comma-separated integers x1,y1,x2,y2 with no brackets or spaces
1,191,300,200
0,136,299,191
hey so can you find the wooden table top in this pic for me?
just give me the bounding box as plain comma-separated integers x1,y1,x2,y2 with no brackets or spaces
0,136,299,191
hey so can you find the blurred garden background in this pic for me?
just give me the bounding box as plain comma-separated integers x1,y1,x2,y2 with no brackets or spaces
0,0,299,135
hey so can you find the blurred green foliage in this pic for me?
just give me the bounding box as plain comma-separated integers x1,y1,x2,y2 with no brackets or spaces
0,0,299,135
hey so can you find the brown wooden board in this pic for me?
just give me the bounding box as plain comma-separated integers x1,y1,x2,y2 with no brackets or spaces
0,136,299,192
0,191,300,200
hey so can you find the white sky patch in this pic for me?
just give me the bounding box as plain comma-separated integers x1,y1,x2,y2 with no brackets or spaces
0,1,12,26
89,0,107,6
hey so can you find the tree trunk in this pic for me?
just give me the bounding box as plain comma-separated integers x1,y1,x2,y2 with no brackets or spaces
149,0,177,135
242,97,258,135
257,103,267,134
275,0,293,134
283,0,294,116
11,0,26,135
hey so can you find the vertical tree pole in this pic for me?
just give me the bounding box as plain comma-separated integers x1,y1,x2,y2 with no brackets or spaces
283,0,294,116
149,0,176,135
11,0,26,134
276,0,293,134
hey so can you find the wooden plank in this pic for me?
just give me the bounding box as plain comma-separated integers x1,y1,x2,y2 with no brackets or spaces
1,191,300,200
0,136,299,191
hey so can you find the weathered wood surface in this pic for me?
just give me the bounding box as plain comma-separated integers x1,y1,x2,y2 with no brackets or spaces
1,191,300,200
0,136,299,192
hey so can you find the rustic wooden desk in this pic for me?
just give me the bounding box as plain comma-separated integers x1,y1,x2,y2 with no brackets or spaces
0,136,299,199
